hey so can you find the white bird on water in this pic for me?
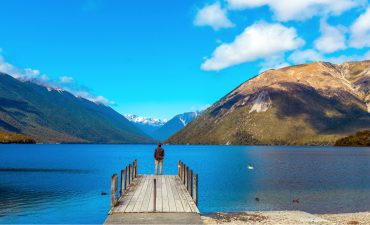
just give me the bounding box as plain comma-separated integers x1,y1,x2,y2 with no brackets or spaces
248,164,254,170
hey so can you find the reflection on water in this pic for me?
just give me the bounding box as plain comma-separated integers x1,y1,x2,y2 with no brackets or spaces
0,145,370,224
0,168,90,173
0,185,67,217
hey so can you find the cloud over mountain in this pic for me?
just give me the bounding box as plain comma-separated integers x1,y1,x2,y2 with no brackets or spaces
201,22,304,71
314,19,347,54
0,53,114,106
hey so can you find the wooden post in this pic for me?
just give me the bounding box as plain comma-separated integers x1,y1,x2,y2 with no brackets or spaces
183,163,186,183
125,166,129,189
120,169,125,196
182,162,184,180
184,165,187,185
189,169,193,195
110,174,118,209
193,174,198,205
178,160,181,177
128,164,131,184
185,166,189,187
180,162,183,182
183,164,186,185
134,160,137,178
153,178,157,212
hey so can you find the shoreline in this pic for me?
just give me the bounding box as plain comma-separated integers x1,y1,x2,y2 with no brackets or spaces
201,211,370,225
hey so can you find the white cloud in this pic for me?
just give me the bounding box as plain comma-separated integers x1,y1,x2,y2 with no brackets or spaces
0,55,43,81
314,19,347,53
227,0,362,21
326,54,365,63
350,6,370,48
194,2,234,30
0,53,114,106
288,49,324,64
59,76,74,83
201,22,304,71
74,92,116,106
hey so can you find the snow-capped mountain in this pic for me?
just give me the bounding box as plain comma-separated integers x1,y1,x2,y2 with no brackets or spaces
151,110,203,141
125,114,167,127
125,111,203,141
125,114,167,135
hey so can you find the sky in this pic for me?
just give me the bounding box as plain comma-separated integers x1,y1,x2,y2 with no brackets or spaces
0,0,370,120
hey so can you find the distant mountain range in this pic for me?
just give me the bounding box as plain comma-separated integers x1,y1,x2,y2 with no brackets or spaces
125,114,167,135
126,111,202,141
167,61,370,145
0,72,154,143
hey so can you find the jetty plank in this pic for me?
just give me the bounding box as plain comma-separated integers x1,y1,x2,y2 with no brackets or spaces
166,176,176,212
109,175,199,214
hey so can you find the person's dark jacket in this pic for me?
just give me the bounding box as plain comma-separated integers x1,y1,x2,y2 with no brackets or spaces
154,147,165,160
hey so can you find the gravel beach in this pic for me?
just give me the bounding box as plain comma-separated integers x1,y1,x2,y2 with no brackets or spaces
201,211,370,225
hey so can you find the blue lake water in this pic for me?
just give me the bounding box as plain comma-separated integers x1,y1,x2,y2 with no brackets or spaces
1,144,370,224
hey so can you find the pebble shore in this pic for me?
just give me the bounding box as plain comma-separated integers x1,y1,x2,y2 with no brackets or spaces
201,211,370,225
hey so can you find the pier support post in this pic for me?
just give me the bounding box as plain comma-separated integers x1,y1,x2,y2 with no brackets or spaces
128,164,131,185
178,160,181,177
181,163,185,183
153,178,157,212
181,163,183,183
110,174,118,209
185,166,189,187
134,160,137,178
193,174,198,205
125,166,129,189
189,169,193,196
120,169,125,196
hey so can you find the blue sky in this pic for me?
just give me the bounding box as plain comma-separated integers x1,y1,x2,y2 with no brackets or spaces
0,0,369,120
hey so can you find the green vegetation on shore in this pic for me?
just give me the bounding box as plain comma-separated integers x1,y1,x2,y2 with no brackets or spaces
0,132,36,144
335,130,370,147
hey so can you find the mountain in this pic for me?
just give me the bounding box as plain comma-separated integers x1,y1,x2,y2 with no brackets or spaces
125,114,166,134
152,111,202,141
167,61,370,145
0,72,154,143
335,130,370,147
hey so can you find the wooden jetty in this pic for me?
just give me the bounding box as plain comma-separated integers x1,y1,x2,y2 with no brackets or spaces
104,160,202,224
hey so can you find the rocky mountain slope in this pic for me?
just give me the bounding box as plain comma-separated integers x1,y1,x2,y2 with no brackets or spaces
0,72,154,143
152,111,202,141
167,61,370,145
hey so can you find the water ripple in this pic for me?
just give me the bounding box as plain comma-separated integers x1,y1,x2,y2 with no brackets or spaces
0,168,91,174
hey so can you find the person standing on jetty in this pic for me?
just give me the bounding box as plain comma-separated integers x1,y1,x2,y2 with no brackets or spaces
154,143,165,175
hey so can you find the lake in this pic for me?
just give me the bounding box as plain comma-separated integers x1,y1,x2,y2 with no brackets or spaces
1,145,370,224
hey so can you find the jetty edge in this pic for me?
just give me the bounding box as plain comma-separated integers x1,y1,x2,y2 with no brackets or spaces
104,160,202,224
